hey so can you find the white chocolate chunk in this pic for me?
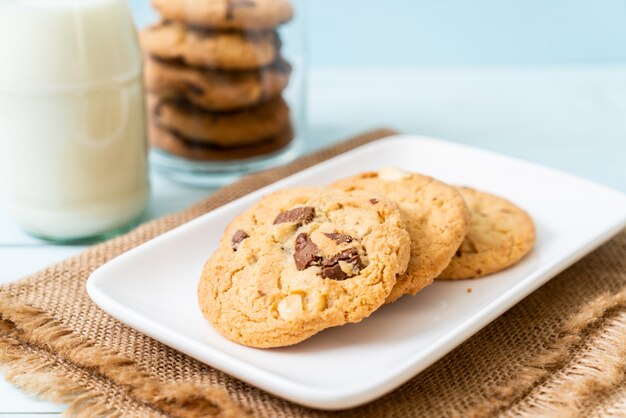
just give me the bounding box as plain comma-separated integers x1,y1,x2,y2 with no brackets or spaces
378,167,411,181
277,294,304,320
339,260,359,275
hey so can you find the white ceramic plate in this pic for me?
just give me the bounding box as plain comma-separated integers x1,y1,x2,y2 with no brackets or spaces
87,135,626,410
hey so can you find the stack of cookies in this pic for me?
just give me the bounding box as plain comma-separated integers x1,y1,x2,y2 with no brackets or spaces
141,0,295,161
198,168,537,348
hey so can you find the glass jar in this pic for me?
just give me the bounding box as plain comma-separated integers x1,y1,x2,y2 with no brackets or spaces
0,0,150,243
135,0,306,186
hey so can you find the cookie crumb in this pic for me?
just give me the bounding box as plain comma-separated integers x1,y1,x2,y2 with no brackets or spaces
467,288,473,293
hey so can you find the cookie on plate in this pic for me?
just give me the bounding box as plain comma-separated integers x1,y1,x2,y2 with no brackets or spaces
438,187,536,280
140,22,279,70
331,168,471,303
145,57,291,111
152,0,294,30
198,187,411,348
148,95,290,147
148,121,293,161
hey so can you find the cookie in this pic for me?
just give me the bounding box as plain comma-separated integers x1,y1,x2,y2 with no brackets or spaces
145,57,291,111
148,95,290,147
438,187,536,280
152,0,294,30
198,187,411,348
140,22,279,70
148,121,293,161
331,168,471,303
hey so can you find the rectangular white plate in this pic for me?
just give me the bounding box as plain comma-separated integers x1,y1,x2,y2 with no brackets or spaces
87,135,626,410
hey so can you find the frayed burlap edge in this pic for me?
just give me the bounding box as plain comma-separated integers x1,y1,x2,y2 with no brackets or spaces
0,301,248,418
0,129,398,418
0,318,169,418
467,290,626,418
2,283,625,417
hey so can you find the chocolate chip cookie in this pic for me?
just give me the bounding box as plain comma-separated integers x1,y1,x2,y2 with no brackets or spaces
145,57,291,111
148,95,290,147
331,168,471,303
140,22,279,70
198,187,411,348
148,121,293,161
438,187,536,280
152,0,294,30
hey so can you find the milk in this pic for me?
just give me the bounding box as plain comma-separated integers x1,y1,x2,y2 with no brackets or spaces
0,0,149,241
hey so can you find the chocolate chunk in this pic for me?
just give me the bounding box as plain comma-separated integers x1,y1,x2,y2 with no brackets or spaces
185,82,204,96
321,263,348,280
293,233,321,270
323,232,354,244
370,198,379,204
225,0,256,20
324,248,363,268
321,248,364,280
231,229,249,250
273,206,315,226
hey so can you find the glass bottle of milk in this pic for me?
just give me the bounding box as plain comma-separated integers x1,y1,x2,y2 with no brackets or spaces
0,0,150,242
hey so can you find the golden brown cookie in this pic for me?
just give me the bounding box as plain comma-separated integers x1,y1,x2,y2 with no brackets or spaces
140,21,279,70
331,168,471,303
438,187,536,280
145,57,291,111
198,187,411,348
152,0,294,30
148,121,293,161
148,94,290,147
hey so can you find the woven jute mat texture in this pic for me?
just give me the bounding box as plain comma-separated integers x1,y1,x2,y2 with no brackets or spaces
1,129,625,418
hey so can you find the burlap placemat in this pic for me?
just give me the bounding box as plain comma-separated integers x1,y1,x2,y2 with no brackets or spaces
1,129,625,418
